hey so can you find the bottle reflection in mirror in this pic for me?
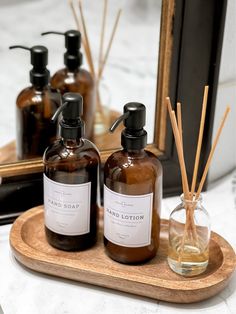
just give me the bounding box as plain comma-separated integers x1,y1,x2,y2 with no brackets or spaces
9,45,61,160
42,30,95,141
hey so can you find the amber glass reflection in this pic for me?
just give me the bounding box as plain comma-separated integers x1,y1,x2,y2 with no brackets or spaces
44,138,100,251
104,149,162,264
50,68,95,140
16,85,61,160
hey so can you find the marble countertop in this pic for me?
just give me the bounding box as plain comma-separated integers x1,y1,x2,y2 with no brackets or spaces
0,171,236,314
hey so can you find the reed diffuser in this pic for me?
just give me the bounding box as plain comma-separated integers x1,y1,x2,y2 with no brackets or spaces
166,87,230,276
69,0,122,135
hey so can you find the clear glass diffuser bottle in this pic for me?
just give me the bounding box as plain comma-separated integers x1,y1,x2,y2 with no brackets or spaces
168,194,211,276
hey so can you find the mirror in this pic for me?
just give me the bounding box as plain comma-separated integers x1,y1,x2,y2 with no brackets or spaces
0,0,174,176
0,0,163,161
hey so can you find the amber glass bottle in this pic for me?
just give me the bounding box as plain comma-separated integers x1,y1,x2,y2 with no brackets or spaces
104,103,162,264
42,30,95,140
43,93,100,251
10,45,61,160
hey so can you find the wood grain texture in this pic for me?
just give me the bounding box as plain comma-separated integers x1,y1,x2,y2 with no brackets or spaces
0,141,16,164
10,206,236,303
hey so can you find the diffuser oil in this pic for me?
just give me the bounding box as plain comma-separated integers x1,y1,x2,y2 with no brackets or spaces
168,235,209,276
167,194,210,276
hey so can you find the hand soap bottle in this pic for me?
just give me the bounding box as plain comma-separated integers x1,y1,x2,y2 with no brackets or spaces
41,30,95,140
10,45,61,160
104,103,162,264
43,92,100,251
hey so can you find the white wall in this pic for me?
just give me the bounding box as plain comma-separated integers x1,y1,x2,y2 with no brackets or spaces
208,0,236,183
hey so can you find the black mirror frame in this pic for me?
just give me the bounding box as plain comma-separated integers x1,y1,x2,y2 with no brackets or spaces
161,0,227,196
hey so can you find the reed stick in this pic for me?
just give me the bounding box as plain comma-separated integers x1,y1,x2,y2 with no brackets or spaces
78,0,96,78
98,0,108,77
94,0,109,119
98,9,122,81
166,98,190,198
69,1,122,128
171,111,190,197
176,101,198,244
166,98,199,259
170,110,199,259
190,86,209,197
177,102,183,146
77,0,106,118
69,0,93,74
68,0,81,31
196,106,230,199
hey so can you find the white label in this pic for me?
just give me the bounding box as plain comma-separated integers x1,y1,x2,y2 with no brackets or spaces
104,185,153,248
44,174,91,236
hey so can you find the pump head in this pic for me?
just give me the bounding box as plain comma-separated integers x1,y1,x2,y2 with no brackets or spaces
9,45,49,86
41,30,82,70
110,102,147,150
52,93,84,139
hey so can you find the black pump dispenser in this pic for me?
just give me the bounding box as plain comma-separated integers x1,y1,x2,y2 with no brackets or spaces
52,93,84,140
41,30,82,70
110,102,147,150
9,45,49,86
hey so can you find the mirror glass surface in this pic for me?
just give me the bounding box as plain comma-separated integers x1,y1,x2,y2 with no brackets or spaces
0,0,161,163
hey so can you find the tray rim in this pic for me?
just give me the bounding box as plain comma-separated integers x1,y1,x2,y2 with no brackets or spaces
9,206,236,302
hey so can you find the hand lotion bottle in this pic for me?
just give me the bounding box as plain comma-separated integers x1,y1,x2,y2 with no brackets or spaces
104,103,162,264
9,45,61,160
41,30,95,140
43,93,100,251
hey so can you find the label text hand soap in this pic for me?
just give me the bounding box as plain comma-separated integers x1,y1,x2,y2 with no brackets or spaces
43,93,100,251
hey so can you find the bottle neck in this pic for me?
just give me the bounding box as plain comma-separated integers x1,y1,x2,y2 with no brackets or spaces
121,128,147,151
66,65,80,73
64,51,82,71
33,84,48,92
59,120,84,140
181,193,202,207
123,148,145,157
30,68,50,87
61,138,82,148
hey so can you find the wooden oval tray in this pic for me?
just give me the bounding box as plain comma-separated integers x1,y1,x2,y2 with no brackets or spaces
10,206,236,303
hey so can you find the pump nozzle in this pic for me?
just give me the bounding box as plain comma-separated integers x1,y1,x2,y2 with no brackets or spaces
52,93,84,140
109,112,129,133
109,102,147,150
51,101,68,122
41,30,82,70
9,45,31,51
9,45,49,86
41,31,64,36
